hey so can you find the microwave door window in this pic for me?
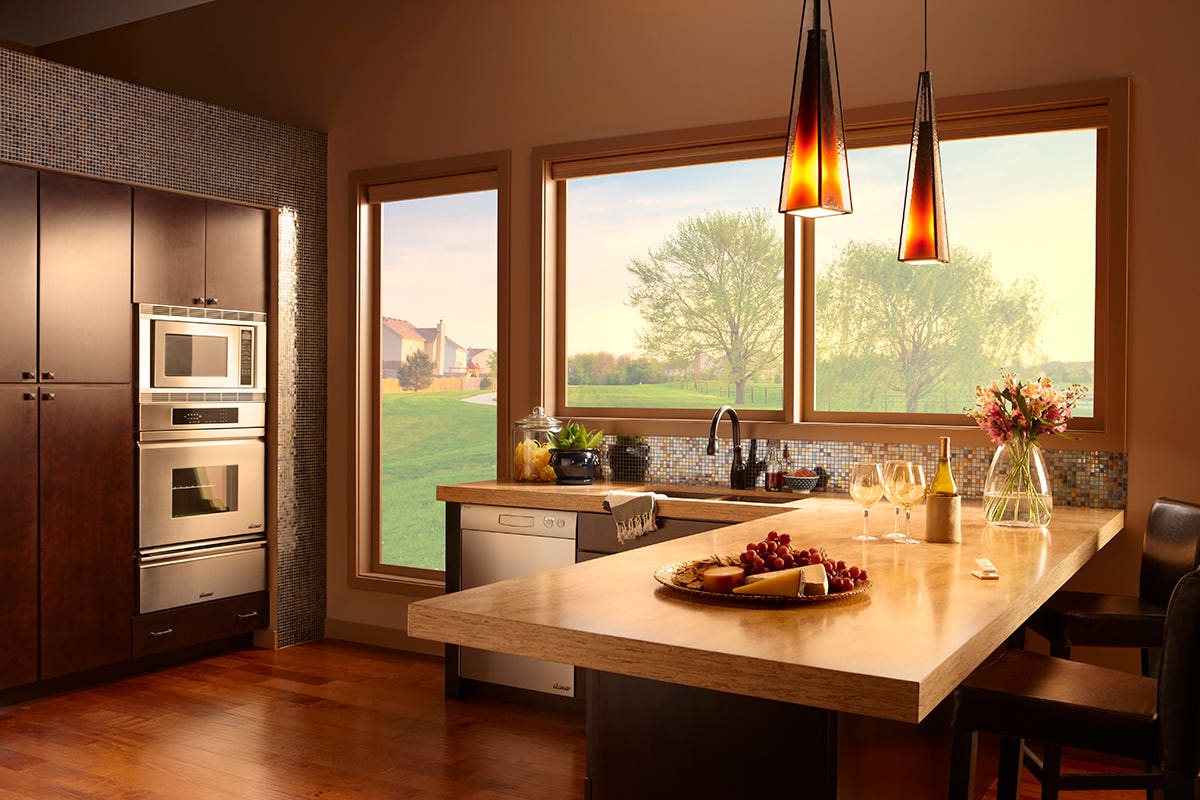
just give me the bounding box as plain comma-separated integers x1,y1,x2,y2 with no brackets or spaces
171,465,239,517
164,333,229,378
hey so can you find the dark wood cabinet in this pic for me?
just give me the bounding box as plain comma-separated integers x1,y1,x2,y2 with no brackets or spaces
0,164,38,383
39,384,134,680
133,188,206,308
39,172,132,384
0,388,39,690
132,592,267,658
132,193,267,313
205,200,268,313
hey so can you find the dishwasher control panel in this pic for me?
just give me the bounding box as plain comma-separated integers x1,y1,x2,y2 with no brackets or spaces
461,504,577,539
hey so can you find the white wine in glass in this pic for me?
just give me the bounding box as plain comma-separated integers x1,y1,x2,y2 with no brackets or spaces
889,462,927,545
848,462,884,541
881,459,908,540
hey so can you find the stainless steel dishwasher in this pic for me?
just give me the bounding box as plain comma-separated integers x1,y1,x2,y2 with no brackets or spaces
459,503,578,697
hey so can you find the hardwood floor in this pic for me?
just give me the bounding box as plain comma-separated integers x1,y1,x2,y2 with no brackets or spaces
0,639,1152,799
0,640,584,799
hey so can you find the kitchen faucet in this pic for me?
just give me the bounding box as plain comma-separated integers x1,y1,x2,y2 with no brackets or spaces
706,405,748,489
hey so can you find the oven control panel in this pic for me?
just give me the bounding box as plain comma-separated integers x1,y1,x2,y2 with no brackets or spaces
172,407,239,426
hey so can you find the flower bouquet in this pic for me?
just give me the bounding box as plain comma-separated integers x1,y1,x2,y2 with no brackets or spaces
966,370,1087,526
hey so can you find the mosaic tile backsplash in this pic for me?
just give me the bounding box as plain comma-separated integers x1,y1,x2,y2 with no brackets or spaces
606,435,1126,508
1,47,328,647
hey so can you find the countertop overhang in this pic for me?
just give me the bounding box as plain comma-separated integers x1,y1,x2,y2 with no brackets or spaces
415,490,1124,724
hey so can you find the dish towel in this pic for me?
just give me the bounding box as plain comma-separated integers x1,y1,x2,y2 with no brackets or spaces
603,491,667,543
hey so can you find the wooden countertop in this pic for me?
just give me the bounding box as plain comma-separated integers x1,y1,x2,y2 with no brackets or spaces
436,479,808,523
409,499,1124,724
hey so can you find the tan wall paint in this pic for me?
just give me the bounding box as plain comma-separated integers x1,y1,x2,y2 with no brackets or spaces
41,0,1200,649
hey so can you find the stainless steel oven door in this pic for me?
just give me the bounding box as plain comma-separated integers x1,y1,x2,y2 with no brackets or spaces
138,433,265,548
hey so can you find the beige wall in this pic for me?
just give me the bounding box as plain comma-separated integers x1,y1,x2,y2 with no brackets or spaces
41,0,1200,649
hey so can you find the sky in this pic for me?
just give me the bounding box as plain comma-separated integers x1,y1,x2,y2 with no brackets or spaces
377,128,1097,364
379,191,498,351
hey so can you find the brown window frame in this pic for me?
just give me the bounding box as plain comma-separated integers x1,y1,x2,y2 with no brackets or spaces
534,79,1127,452
349,152,511,591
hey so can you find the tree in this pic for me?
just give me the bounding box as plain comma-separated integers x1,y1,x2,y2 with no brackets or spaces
396,350,435,392
814,240,1043,413
627,209,783,404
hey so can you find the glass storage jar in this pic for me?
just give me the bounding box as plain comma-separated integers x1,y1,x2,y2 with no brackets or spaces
512,406,561,482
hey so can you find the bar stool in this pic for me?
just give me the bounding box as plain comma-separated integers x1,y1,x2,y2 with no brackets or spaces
1025,496,1200,675
948,567,1200,799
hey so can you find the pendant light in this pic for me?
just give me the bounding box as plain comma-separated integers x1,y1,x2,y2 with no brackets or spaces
779,0,851,218
898,0,948,263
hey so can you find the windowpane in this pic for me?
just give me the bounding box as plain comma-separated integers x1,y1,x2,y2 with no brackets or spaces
813,129,1096,416
565,158,785,410
379,191,497,571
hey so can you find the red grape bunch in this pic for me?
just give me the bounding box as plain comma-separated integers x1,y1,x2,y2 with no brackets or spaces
737,530,868,593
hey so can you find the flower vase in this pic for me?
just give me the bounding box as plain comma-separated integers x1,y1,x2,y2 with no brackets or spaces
983,440,1053,527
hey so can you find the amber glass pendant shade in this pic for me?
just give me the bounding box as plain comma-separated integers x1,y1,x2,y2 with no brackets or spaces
779,0,851,218
898,70,949,263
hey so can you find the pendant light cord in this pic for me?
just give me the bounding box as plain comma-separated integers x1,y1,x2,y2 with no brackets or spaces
924,0,929,71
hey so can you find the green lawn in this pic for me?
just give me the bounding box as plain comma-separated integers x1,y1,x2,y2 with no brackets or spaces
567,381,782,409
380,390,495,570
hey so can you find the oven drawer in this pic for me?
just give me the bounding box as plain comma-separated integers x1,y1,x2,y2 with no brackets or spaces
139,539,266,613
133,591,268,657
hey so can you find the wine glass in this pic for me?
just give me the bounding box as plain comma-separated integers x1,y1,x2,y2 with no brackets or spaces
881,459,908,540
886,462,927,545
848,462,884,541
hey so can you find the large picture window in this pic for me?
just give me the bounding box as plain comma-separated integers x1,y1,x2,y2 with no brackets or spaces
565,158,785,412
812,129,1097,418
539,80,1126,447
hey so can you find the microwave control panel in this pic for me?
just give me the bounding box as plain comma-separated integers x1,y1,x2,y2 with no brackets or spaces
240,330,254,386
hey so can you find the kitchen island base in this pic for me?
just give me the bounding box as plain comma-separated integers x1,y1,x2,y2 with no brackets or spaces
585,669,969,799
586,670,835,799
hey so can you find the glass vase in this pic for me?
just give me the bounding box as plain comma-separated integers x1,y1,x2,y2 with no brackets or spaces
982,439,1053,527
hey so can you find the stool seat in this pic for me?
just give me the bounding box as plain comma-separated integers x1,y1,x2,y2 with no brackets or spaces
955,648,1158,761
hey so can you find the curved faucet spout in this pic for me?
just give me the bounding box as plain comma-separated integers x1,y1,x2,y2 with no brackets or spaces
706,405,747,489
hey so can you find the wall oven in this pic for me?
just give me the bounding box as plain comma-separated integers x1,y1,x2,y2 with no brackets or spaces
138,429,265,549
136,302,269,615
139,304,266,395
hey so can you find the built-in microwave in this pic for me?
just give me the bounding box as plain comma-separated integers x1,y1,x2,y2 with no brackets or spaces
138,304,266,395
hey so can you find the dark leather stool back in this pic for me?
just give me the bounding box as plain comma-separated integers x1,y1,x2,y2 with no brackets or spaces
1141,498,1200,609
1158,567,1200,793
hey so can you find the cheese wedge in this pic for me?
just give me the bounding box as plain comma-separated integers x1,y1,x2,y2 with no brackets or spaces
744,566,803,585
733,568,802,596
799,564,829,596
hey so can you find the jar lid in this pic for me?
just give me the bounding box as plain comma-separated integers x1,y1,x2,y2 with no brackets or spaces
514,405,561,431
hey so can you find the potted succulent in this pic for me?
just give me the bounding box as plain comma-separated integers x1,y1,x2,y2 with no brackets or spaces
548,421,604,485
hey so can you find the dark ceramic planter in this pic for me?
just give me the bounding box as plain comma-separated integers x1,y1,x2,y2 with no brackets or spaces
550,448,600,485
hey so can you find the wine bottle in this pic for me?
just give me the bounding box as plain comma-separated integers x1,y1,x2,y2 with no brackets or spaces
930,436,958,496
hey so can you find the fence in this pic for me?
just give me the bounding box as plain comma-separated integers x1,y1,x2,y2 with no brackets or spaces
677,381,782,406
381,375,485,394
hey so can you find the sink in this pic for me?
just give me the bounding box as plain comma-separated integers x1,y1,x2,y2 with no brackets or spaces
658,490,804,504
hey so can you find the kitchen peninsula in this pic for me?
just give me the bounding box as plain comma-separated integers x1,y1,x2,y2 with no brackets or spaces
411,487,1124,799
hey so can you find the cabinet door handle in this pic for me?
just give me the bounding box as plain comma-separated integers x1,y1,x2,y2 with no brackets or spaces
23,392,36,401
41,392,55,401
149,628,174,637
41,371,54,380
193,297,205,305
22,370,35,380
206,297,219,305
236,611,258,619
